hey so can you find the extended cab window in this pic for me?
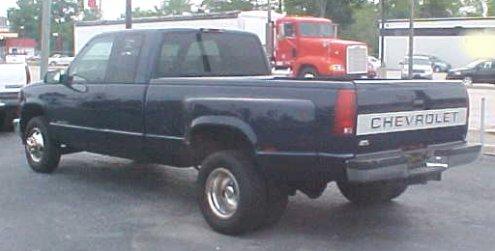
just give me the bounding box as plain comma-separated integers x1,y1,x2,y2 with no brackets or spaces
154,31,270,78
69,36,114,83
106,34,144,83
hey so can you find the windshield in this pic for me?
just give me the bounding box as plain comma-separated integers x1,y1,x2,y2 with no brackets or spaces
466,59,487,68
299,22,336,38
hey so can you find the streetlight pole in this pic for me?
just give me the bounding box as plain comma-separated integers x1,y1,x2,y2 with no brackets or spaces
380,0,386,67
408,0,415,79
40,0,52,79
125,0,132,29
266,0,273,60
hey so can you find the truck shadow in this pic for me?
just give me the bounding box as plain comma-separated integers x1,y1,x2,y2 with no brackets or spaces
55,153,417,244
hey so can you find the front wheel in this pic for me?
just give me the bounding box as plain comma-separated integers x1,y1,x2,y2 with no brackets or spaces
297,66,318,79
24,116,61,173
463,76,473,86
337,180,407,204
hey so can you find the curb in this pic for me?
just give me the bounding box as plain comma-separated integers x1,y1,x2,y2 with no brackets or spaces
483,144,495,156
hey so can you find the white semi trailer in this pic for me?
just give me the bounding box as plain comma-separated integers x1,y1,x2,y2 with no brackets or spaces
74,11,284,54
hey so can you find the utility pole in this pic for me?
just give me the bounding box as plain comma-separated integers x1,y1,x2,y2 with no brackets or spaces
125,0,132,29
408,0,415,79
40,0,51,79
380,0,386,67
266,0,273,60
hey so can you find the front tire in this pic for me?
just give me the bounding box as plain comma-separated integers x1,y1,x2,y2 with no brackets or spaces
297,66,318,79
24,116,61,173
197,151,287,235
337,180,407,204
463,76,473,86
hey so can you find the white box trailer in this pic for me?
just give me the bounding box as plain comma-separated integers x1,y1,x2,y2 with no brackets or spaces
74,11,284,54
380,17,495,69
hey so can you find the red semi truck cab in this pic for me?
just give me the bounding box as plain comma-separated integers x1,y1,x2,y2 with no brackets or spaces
273,16,368,79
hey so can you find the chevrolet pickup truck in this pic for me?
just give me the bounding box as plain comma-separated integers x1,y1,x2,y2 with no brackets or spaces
15,29,480,235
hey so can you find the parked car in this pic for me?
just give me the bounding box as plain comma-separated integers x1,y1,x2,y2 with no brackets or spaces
48,54,74,66
0,63,31,130
367,56,382,71
415,54,452,72
15,29,480,235
446,59,495,85
400,56,434,79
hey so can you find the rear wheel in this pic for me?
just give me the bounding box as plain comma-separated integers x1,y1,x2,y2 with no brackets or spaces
297,66,318,79
337,180,407,204
24,116,61,173
197,150,288,235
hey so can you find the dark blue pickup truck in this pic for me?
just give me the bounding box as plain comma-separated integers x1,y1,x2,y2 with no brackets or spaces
15,29,480,235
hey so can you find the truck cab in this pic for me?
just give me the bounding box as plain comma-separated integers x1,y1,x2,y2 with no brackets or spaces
274,16,368,79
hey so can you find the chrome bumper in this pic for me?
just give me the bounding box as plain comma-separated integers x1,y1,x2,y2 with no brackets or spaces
13,118,21,137
346,141,481,183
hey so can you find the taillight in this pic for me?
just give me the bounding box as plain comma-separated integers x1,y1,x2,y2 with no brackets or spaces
332,89,357,136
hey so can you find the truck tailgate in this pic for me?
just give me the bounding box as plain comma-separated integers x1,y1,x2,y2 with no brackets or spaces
354,80,468,154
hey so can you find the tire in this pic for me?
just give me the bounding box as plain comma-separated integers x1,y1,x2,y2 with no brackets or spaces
198,151,278,235
337,180,407,205
24,116,61,173
463,76,473,86
433,66,441,73
297,66,318,79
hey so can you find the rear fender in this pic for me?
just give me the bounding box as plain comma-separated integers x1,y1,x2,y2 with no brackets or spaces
186,115,257,146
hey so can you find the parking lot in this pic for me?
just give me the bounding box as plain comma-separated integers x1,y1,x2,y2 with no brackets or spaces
0,130,494,251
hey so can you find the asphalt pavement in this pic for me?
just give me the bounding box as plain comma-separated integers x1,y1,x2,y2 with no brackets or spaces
1,132,495,251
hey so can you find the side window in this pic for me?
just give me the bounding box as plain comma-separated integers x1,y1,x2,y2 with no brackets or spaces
480,61,492,70
69,36,114,83
283,23,295,38
106,34,144,83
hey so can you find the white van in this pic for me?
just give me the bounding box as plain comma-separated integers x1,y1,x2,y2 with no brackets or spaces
0,63,31,130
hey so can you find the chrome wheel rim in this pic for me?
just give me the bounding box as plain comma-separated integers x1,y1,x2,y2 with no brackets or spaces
303,73,316,79
205,168,239,219
26,128,45,163
463,77,473,86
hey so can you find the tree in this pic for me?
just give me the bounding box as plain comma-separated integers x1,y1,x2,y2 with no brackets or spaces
201,0,254,12
489,0,495,16
7,0,81,54
340,3,379,55
162,0,192,15
131,7,162,18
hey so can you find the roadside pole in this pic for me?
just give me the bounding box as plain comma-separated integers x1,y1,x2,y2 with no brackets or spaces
40,0,51,79
125,0,132,29
408,0,415,79
266,0,273,61
380,0,386,67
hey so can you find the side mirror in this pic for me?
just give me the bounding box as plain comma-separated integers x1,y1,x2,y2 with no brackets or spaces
44,69,67,84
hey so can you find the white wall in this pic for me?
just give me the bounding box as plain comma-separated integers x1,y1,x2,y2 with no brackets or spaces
74,18,240,53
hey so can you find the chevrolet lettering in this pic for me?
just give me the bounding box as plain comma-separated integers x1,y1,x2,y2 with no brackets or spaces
357,108,468,135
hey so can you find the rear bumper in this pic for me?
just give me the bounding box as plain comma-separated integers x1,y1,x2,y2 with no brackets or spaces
346,141,481,183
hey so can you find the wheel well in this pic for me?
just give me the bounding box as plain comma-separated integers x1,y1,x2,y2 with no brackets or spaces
189,125,255,165
297,64,318,76
20,104,44,135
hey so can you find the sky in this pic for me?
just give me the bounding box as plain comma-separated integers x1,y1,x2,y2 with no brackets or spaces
0,0,202,20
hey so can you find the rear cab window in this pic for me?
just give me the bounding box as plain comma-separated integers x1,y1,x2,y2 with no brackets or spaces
153,31,270,78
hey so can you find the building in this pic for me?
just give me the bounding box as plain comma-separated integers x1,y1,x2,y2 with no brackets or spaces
380,17,495,69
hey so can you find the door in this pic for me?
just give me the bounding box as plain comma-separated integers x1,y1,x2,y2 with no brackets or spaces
274,22,297,67
48,34,116,152
97,33,147,158
475,60,493,83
